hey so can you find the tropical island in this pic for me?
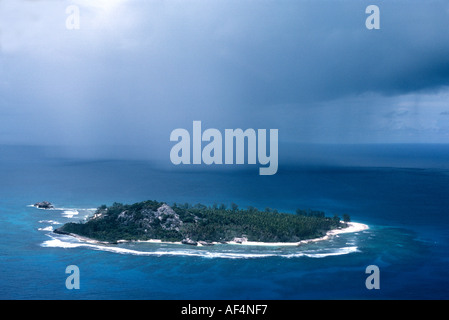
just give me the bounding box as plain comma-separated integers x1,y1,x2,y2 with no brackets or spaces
54,200,354,245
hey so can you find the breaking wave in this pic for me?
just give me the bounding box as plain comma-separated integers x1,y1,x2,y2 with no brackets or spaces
40,233,360,259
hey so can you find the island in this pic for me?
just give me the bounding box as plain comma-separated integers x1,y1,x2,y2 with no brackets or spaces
54,200,353,245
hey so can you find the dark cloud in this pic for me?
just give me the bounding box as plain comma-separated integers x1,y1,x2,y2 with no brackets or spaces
1,0,449,153
210,1,449,105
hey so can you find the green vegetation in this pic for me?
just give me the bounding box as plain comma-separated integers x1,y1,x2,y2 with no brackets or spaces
56,200,349,243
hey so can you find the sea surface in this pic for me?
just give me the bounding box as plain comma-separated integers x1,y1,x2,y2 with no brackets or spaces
0,145,448,299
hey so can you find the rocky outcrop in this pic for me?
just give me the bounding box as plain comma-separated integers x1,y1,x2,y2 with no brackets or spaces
117,204,183,231
232,236,248,244
34,201,54,209
198,241,214,246
154,204,183,231
181,238,198,246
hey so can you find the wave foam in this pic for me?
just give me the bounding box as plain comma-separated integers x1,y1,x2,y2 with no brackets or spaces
61,210,79,218
38,226,54,231
41,234,361,259
38,220,61,225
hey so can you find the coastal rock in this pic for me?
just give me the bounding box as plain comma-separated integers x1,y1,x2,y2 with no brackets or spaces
182,238,198,246
34,201,54,209
53,228,69,235
232,236,248,244
198,241,214,246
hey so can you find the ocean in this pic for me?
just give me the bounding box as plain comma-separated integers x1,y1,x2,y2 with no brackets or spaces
0,145,448,299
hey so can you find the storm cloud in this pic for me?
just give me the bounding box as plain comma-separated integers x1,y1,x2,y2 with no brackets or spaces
1,0,449,160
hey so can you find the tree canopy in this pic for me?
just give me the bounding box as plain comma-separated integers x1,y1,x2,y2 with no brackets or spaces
57,200,348,243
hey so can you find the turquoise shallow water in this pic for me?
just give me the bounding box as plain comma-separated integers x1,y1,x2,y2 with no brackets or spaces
0,146,448,299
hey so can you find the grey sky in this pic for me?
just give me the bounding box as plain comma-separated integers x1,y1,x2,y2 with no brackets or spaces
1,0,449,160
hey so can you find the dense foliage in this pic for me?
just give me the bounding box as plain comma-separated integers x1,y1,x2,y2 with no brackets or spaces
57,200,348,243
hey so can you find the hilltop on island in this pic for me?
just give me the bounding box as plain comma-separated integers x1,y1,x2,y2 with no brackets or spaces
54,200,350,245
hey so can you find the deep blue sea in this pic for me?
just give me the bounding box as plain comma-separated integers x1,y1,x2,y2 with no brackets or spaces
1,145,448,299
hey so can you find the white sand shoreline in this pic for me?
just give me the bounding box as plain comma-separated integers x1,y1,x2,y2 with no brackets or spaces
56,221,369,247
225,221,369,246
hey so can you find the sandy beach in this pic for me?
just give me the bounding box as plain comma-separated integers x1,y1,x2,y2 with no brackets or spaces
225,222,369,246
57,221,369,247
